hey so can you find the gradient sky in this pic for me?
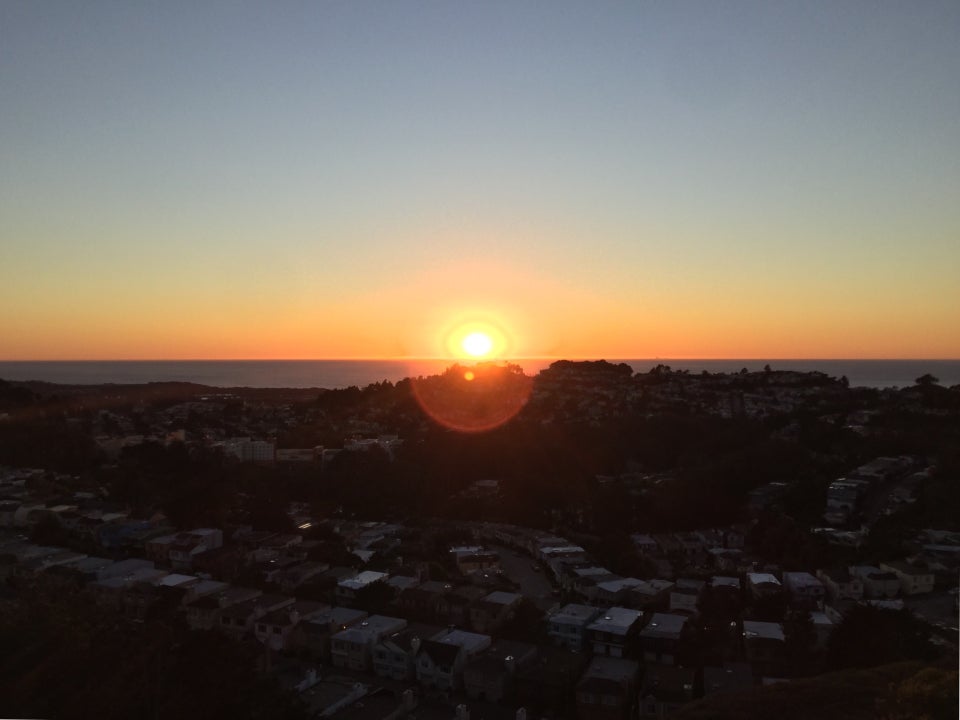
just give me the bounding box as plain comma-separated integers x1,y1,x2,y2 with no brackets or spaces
2,1,958,360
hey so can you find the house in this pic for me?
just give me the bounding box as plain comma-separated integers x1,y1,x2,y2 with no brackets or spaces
515,646,589,717
372,623,443,681
816,568,863,601
218,594,295,639
191,546,242,581
331,615,408,671
451,546,500,575
301,607,369,662
415,628,492,696
336,570,388,606
638,613,689,665
746,573,782,599
628,579,675,610
469,591,521,634
668,579,704,616
185,586,262,631
849,565,900,599
280,561,329,593
591,577,643,606
180,579,230,606
562,564,616,593
639,664,696,719
631,534,658,555
440,585,488,626
463,639,538,703
782,572,825,609
576,655,640,720
254,600,329,652
880,561,935,595
168,529,223,571
809,611,835,649
398,580,449,618
548,603,602,651
742,621,785,677
586,607,643,658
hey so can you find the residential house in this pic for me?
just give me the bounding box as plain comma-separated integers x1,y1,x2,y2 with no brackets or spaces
336,570,388,607
218,594,294,640
638,613,689,665
185,586,262,631
463,639,538,703
849,566,900,599
470,591,522,634
591,578,643,607
586,607,643,658
331,615,407,671
668,579,705,616
548,603,602,651
628,580,675,610
746,573,782,600
168,529,223,571
398,580,449,620
782,572,825,609
809,611,835,649
280,561,329,593
639,664,696,719
515,646,589,717
372,623,443,681
415,628,492,696
816,568,863,602
254,600,329,652
451,546,500,575
302,607,369,662
439,585,487,627
880,561,935,596
742,621,785,677
576,655,640,720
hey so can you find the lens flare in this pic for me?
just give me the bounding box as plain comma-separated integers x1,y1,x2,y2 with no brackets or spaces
410,362,532,433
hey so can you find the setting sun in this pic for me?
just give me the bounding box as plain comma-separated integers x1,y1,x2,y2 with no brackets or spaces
461,331,494,358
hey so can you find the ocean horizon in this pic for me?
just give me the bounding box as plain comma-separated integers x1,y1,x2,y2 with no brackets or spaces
1,359,958,390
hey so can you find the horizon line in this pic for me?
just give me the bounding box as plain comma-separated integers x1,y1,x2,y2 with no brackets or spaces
2,356,959,363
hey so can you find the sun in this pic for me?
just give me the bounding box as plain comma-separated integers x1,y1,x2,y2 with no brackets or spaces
461,331,494,358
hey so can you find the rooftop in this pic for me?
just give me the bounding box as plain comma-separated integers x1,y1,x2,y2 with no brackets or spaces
639,613,688,639
587,606,641,633
742,620,785,642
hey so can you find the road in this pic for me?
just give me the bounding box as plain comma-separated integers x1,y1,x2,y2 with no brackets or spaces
492,544,557,611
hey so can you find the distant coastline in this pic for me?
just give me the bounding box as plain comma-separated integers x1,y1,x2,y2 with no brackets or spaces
1,359,958,390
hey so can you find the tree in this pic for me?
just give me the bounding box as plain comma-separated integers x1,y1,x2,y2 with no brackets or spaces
915,374,939,387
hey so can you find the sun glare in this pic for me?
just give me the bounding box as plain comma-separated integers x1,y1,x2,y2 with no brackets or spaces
461,331,494,358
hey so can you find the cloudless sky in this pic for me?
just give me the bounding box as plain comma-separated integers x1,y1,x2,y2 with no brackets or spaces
2,0,958,359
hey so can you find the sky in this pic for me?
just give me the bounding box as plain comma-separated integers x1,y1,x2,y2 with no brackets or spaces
1,0,958,360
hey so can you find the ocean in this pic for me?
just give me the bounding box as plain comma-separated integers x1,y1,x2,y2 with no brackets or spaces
1,359,958,390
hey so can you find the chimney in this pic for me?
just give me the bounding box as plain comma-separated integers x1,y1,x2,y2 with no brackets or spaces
504,655,516,673
411,637,421,654
402,689,417,711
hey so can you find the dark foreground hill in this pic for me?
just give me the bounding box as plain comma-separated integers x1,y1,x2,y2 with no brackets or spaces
675,662,957,720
